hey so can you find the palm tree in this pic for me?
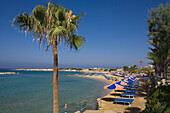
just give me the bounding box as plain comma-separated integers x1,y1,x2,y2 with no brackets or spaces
12,2,85,113
146,3,170,79
139,61,143,66
146,51,161,77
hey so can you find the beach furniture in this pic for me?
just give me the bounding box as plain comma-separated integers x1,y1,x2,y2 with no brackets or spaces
118,83,138,90
126,86,138,90
104,83,126,89
112,73,123,77
115,81,121,85
84,73,90,75
130,80,139,85
127,85,138,89
133,81,139,84
124,89,137,93
121,93,137,98
131,82,139,85
118,81,138,88
120,78,138,86
143,77,148,80
90,73,101,76
103,74,111,80
127,85,138,88
121,80,132,86
113,98,134,106
131,83,139,86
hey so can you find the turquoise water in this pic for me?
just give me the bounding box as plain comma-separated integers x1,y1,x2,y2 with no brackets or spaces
0,69,109,113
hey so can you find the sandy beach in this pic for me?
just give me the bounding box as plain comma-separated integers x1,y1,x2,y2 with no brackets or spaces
77,75,113,84
77,74,147,113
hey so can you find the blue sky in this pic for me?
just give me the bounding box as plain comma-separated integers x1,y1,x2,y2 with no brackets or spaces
0,0,168,68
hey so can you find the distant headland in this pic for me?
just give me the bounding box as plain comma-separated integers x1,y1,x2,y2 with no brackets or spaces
0,72,19,75
13,68,53,71
12,68,122,73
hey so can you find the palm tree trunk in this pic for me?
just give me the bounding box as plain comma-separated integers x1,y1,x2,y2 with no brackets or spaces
52,41,59,113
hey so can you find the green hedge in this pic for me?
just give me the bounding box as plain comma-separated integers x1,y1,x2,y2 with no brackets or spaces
145,86,170,113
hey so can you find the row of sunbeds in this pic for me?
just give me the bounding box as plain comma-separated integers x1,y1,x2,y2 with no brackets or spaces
113,79,139,106
84,72,146,106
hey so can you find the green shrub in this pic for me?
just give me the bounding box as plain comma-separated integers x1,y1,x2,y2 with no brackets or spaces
109,69,117,71
164,104,170,113
145,86,170,113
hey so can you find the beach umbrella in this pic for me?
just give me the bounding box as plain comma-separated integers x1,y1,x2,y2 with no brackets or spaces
140,73,144,76
144,74,147,76
120,81,128,85
122,80,132,85
104,83,126,89
127,74,131,76
115,81,121,85
128,76,136,81
127,77,135,81
104,82,127,98
122,79,132,85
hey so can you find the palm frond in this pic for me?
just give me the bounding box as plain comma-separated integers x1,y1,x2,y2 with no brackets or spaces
32,5,47,22
12,2,85,52
49,26,66,40
69,35,85,50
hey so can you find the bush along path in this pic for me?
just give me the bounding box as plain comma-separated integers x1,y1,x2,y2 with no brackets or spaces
144,86,170,113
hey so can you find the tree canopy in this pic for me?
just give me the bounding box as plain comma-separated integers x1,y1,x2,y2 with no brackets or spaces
12,2,85,51
146,3,170,78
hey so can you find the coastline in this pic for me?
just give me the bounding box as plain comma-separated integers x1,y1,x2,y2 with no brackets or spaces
12,68,110,74
74,74,113,110
74,74,118,111
0,69,109,113
12,68,53,71
10,68,118,111
76,75,113,84
84,78,147,113
0,72,19,75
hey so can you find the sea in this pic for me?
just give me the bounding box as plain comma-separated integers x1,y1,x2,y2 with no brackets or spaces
0,69,109,113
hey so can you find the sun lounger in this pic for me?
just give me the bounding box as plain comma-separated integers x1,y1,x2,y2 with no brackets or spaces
131,82,139,85
133,81,139,83
124,89,137,92
124,83,139,87
133,82,139,84
113,98,134,106
121,93,137,98
132,81,139,84
132,82,139,84
143,77,148,80
128,84,139,87
126,86,138,89
103,74,111,80
130,84,139,87
112,73,123,77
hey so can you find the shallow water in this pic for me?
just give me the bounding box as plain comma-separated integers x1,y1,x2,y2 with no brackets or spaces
0,69,109,113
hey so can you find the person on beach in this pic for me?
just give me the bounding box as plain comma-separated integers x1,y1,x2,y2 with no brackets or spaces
64,102,67,113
